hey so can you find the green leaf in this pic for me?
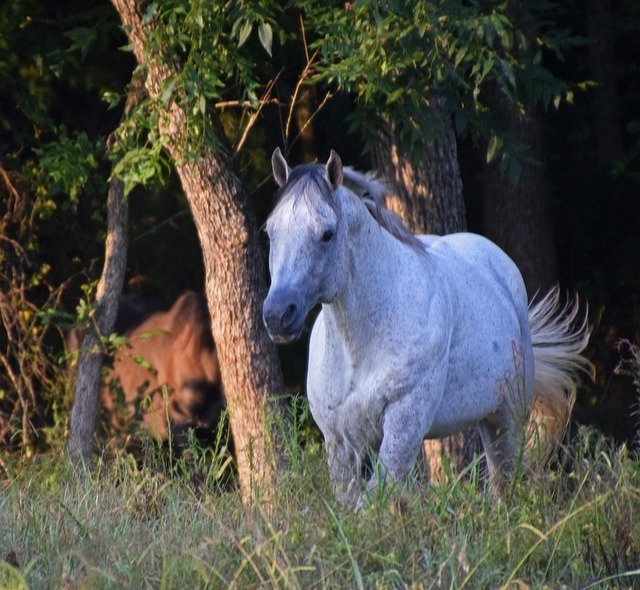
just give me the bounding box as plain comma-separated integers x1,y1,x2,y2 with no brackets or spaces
486,134,503,164
132,355,152,370
481,58,494,80
258,22,273,57
138,328,168,340
64,27,97,60
386,88,404,105
454,47,467,68
160,78,177,106
238,21,253,48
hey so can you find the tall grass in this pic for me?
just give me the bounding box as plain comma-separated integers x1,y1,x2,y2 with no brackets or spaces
1,414,639,589
616,340,640,446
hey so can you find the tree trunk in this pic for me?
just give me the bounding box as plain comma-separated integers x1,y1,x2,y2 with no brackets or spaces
373,117,466,235
586,0,623,169
481,1,559,296
66,77,139,466
481,105,558,295
373,111,482,482
293,87,317,162
111,0,284,502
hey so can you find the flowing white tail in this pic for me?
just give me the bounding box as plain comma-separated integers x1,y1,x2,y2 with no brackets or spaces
528,288,594,455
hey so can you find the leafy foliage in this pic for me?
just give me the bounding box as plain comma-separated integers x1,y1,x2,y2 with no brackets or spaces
35,132,105,205
300,0,583,176
0,0,131,454
109,0,285,192
0,171,69,454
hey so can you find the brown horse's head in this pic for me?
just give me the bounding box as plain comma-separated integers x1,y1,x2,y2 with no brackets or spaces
68,292,226,450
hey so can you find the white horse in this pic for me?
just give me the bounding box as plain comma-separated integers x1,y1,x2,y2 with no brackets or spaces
263,148,592,506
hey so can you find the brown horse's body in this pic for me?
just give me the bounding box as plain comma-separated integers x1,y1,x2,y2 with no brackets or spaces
102,291,224,444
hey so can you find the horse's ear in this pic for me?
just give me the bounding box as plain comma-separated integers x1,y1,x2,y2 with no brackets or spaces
271,147,291,187
325,150,343,189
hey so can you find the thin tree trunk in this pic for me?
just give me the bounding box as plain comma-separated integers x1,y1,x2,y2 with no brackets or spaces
293,87,316,162
111,0,284,502
66,77,141,466
373,110,482,482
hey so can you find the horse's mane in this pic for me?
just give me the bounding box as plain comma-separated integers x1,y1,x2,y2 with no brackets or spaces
341,167,426,252
168,291,215,353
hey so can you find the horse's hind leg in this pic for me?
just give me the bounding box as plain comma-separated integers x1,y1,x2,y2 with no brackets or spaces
477,405,527,492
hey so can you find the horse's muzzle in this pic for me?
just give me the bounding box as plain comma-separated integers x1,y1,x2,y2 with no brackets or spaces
263,288,306,343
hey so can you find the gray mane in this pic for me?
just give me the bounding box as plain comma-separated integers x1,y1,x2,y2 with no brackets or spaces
341,168,425,252
276,164,425,252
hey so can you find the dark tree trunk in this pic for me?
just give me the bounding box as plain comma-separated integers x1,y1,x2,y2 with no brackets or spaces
481,104,559,295
586,0,623,168
111,0,284,502
373,110,481,482
480,0,559,296
293,87,317,162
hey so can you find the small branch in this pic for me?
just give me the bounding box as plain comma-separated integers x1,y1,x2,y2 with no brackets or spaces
0,164,20,203
234,73,281,156
284,50,319,147
130,209,190,245
288,90,333,154
214,98,285,110
300,14,310,64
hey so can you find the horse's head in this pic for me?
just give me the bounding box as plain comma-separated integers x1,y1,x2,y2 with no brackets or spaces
263,148,350,343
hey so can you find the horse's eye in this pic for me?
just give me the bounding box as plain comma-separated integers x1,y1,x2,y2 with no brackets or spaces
321,229,334,243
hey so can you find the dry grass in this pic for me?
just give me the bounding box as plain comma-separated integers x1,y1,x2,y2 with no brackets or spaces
0,420,639,589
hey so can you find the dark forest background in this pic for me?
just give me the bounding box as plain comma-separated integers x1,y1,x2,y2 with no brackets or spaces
1,0,639,455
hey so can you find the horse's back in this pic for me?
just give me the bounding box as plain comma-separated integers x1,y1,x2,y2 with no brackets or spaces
419,233,527,309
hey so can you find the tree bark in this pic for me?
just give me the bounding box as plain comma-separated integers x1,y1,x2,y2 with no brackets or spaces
481,104,558,295
586,0,623,168
110,0,284,502
293,87,317,162
373,110,481,482
373,116,466,235
66,79,139,466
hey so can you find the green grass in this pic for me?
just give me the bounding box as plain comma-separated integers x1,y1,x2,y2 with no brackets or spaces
1,425,639,589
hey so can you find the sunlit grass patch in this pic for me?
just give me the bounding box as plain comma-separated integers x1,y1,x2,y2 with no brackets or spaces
0,422,638,589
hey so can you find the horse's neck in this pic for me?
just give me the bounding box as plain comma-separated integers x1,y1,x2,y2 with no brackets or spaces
325,204,432,353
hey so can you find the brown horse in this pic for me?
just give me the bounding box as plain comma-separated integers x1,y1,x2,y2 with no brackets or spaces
102,291,225,446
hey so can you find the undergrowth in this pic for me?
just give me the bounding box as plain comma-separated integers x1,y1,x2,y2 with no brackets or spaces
0,423,639,589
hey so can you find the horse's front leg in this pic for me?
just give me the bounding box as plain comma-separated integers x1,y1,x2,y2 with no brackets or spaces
325,437,362,506
362,375,447,507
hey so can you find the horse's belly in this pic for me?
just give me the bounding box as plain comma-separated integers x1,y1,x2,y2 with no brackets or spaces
426,341,534,438
427,386,499,438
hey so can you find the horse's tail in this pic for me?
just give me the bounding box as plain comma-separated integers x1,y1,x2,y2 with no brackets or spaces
527,287,594,456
